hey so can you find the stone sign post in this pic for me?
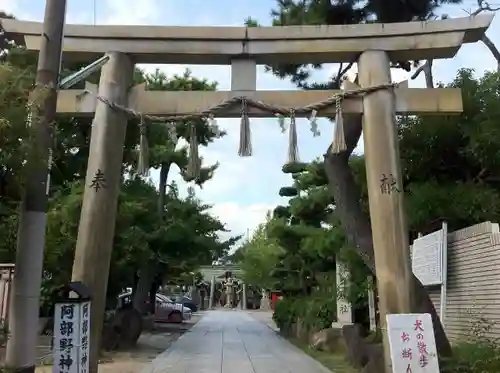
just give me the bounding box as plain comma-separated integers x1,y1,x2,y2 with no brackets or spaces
332,258,353,328
52,282,91,373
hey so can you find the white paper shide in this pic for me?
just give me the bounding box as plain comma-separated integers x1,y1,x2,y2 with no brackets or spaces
386,313,440,373
53,301,91,373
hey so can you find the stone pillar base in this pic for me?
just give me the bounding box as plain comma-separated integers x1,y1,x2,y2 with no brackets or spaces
331,321,353,329
260,290,271,310
260,298,270,310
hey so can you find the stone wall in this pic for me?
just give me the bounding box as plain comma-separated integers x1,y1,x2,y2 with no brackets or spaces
427,221,500,341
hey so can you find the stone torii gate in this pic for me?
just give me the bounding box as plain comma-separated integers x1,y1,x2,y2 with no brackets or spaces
3,14,493,373
199,265,246,309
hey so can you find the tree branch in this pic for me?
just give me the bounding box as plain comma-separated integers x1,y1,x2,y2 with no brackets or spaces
410,64,426,80
411,60,434,88
332,61,356,88
467,1,500,70
339,61,355,80
481,34,500,71
471,0,500,16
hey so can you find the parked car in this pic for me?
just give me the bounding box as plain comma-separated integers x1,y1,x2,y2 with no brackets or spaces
172,295,198,312
156,293,192,320
117,292,191,323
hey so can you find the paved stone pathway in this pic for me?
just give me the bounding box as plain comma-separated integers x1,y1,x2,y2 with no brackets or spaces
141,310,332,373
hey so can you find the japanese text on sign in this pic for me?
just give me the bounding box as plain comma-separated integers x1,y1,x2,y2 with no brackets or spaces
79,302,91,373
380,173,401,195
53,303,80,373
90,169,107,192
411,229,446,286
386,313,440,373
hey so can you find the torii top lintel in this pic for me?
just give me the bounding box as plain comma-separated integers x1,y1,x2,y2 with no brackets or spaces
1,15,493,65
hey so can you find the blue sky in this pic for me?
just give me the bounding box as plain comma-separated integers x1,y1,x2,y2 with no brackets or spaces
4,0,499,242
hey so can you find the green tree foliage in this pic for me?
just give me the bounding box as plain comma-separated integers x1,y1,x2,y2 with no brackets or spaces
40,179,233,312
401,70,500,233
237,160,372,331
255,160,371,302
237,220,284,290
133,68,222,186
127,68,226,312
240,69,500,362
246,0,462,87
238,159,372,302
0,30,237,314
247,0,469,356
345,69,500,234
268,162,341,295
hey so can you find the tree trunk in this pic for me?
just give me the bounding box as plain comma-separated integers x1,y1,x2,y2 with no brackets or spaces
323,115,452,357
423,59,434,89
133,161,174,314
149,277,161,313
410,60,434,88
157,161,173,218
132,261,156,314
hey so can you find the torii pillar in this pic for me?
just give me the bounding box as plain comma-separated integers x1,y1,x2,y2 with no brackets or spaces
71,52,134,373
208,275,216,309
358,51,413,372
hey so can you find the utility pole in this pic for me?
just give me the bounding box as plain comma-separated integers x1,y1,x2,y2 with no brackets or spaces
6,1,67,372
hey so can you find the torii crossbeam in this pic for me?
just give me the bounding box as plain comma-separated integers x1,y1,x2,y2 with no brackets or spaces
1,15,492,63
59,81,463,117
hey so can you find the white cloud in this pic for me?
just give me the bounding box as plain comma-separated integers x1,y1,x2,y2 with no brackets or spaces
102,0,162,25
0,0,20,16
209,202,274,243
341,65,415,86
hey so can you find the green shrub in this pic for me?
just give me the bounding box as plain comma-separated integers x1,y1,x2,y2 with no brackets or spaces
441,342,500,373
441,304,500,373
273,297,299,330
0,320,8,347
273,295,336,332
300,295,336,331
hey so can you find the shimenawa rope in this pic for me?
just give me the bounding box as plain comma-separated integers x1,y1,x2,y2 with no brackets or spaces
85,82,396,178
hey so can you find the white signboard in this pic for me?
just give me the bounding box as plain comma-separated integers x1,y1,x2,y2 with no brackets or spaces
53,303,80,373
386,313,440,373
411,229,445,286
78,302,91,373
53,302,91,373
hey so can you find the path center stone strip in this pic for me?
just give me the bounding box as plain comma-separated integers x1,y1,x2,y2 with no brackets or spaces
140,310,333,373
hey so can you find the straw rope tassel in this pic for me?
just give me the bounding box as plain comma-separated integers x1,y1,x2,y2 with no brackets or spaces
238,98,252,156
332,95,347,153
187,123,200,180
287,109,299,163
137,115,150,176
